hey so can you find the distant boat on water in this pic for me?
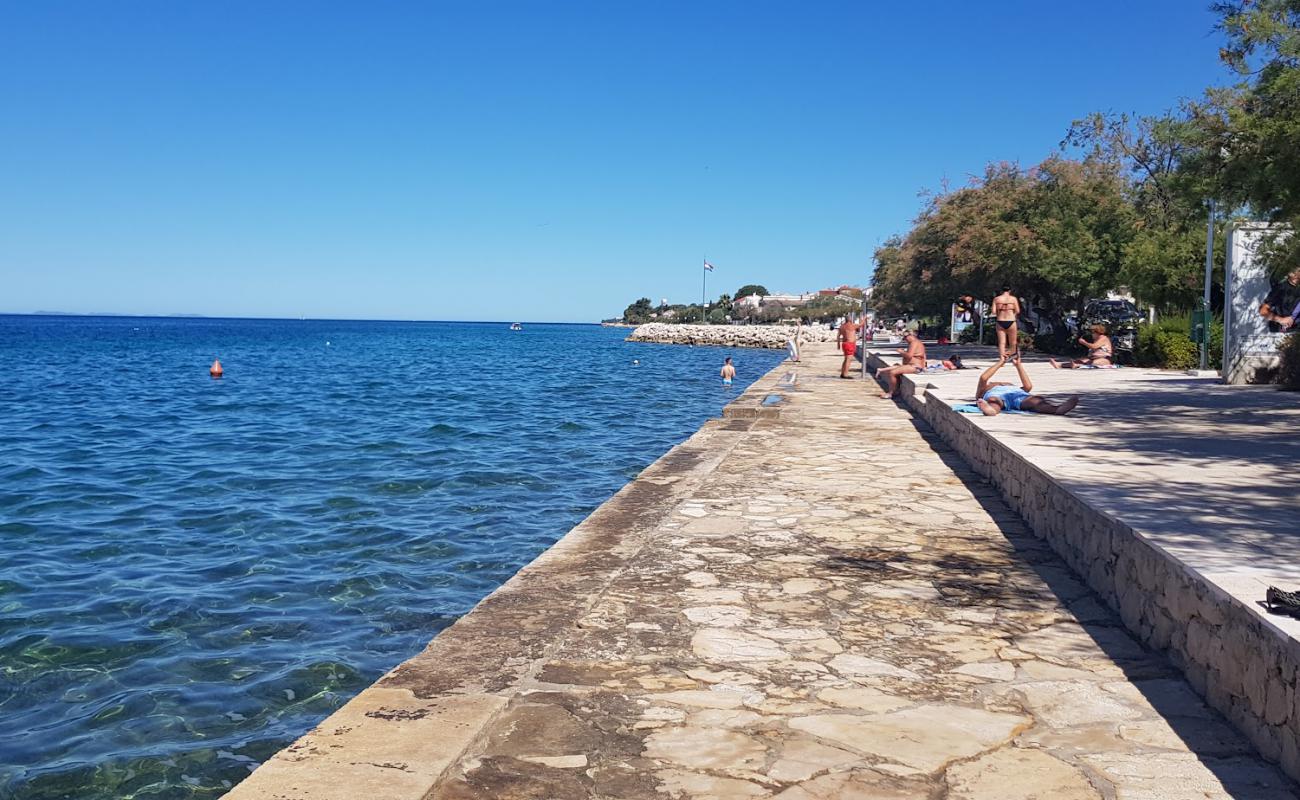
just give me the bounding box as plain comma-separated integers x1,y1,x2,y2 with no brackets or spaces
510,322,523,331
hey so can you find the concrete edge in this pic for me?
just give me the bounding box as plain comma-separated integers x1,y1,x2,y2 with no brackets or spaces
866,352,1300,780
221,361,796,800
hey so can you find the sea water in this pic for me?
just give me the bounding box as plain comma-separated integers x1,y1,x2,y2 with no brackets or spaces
0,316,783,799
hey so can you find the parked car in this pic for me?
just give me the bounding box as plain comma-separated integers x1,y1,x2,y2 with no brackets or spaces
1083,299,1143,359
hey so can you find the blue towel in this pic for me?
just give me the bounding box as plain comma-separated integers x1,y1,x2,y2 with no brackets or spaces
951,403,1028,415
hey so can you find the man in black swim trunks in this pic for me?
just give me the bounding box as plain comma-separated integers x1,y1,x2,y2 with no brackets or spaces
1260,267,1300,333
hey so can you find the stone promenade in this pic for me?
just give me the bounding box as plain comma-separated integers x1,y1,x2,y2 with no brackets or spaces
228,346,1294,800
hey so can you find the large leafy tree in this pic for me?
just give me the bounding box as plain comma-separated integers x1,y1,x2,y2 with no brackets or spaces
1190,0,1300,273
871,157,1134,317
734,284,769,299
622,297,653,324
1063,111,1213,310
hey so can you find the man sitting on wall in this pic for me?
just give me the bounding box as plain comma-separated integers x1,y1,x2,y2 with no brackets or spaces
1260,266,1300,333
876,332,927,399
975,354,1079,416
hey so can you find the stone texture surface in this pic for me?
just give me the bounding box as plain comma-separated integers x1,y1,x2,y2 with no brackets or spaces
228,346,1296,799
868,343,1300,783
627,323,841,350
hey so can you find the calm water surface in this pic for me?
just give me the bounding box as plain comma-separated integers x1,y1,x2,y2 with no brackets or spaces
0,316,783,799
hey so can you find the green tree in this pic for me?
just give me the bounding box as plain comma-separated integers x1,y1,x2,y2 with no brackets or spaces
1063,111,1213,310
622,297,653,324
734,284,769,299
871,158,1135,318
1188,1,1300,275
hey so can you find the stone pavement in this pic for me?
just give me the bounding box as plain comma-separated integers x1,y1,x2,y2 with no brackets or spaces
228,346,1295,800
871,346,1300,629
866,343,1300,776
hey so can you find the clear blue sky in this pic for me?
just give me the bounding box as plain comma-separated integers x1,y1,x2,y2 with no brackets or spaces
1,1,1231,321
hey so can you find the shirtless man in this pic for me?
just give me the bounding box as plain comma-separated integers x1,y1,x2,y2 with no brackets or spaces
976,354,1079,416
838,316,863,378
720,357,736,386
875,331,926,399
991,286,1021,359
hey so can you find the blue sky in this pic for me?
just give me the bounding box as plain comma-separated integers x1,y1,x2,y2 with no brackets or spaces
1,1,1232,321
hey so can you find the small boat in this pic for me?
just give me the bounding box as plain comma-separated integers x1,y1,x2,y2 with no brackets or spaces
509,322,523,331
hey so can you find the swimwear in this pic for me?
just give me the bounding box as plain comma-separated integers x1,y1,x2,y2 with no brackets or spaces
997,320,1014,330
841,341,857,356
983,384,1029,411
723,377,733,385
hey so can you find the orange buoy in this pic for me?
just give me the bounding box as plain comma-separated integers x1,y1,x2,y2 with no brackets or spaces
209,358,224,378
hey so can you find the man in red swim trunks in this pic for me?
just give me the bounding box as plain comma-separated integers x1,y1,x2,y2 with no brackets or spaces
838,316,863,378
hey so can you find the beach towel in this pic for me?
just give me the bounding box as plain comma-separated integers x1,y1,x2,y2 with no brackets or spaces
950,403,1028,415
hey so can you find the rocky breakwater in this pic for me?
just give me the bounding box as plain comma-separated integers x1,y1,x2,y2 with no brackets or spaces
627,323,838,349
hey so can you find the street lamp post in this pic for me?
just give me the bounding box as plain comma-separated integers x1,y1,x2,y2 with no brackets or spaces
1201,198,1216,371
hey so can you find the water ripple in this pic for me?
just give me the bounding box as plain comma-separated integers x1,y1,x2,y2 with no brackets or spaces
0,316,782,798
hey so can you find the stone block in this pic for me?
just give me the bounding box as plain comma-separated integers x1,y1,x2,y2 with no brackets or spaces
1265,674,1293,726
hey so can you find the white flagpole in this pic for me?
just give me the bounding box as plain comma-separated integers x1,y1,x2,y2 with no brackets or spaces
702,258,708,325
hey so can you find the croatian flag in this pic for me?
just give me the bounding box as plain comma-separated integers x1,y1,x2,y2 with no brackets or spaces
704,260,714,272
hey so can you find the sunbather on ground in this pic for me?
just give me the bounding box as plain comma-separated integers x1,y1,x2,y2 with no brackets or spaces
876,332,926,399
1050,325,1113,369
976,355,1079,416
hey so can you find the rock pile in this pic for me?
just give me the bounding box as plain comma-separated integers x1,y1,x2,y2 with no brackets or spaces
627,323,839,349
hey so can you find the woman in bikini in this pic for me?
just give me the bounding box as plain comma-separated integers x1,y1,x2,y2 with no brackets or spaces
1049,324,1113,369
991,286,1020,359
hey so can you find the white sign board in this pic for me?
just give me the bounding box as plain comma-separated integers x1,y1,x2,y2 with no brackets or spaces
1223,223,1291,384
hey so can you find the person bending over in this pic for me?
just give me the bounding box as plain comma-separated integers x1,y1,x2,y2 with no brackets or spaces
975,354,1079,416
1260,267,1300,333
1050,324,1113,369
876,332,926,399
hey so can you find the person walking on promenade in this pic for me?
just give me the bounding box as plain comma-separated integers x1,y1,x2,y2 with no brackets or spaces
787,322,803,363
838,316,863,378
876,332,926,399
720,357,736,386
975,354,1079,416
992,286,1021,359
1050,324,1114,369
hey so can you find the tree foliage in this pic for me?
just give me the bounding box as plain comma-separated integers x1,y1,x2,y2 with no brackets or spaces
734,284,769,299
873,4,1300,315
871,158,1134,317
622,297,653,324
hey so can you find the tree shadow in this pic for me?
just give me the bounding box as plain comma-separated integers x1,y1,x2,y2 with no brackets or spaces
824,415,1297,796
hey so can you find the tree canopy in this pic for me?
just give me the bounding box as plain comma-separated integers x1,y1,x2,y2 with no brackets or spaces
873,2,1300,314
734,284,769,299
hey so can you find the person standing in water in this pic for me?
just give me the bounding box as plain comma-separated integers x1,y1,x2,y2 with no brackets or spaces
991,286,1021,359
721,357,736,386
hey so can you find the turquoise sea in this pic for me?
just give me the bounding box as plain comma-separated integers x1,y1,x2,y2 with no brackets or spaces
0,316,783,799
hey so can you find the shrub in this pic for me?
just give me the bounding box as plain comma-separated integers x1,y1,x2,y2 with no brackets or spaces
1280,333,1300,390
1134,325,1162,366
1157,331,1199,370
1135,325,1198,369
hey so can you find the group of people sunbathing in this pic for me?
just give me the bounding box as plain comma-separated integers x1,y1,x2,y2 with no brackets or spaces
860,329,1079,416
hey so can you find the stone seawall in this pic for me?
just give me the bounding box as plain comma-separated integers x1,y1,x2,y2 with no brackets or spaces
627,323,839,349
866,349,1300,782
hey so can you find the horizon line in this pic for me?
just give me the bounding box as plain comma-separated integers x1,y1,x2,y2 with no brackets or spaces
0,311,611,325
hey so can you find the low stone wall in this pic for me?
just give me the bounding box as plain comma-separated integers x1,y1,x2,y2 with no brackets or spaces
869,351,1300,781
627,323,839,349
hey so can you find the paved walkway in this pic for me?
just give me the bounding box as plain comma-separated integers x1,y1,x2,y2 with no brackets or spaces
432,348,1292,799
230,346,1295,800
875,344,1300,641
